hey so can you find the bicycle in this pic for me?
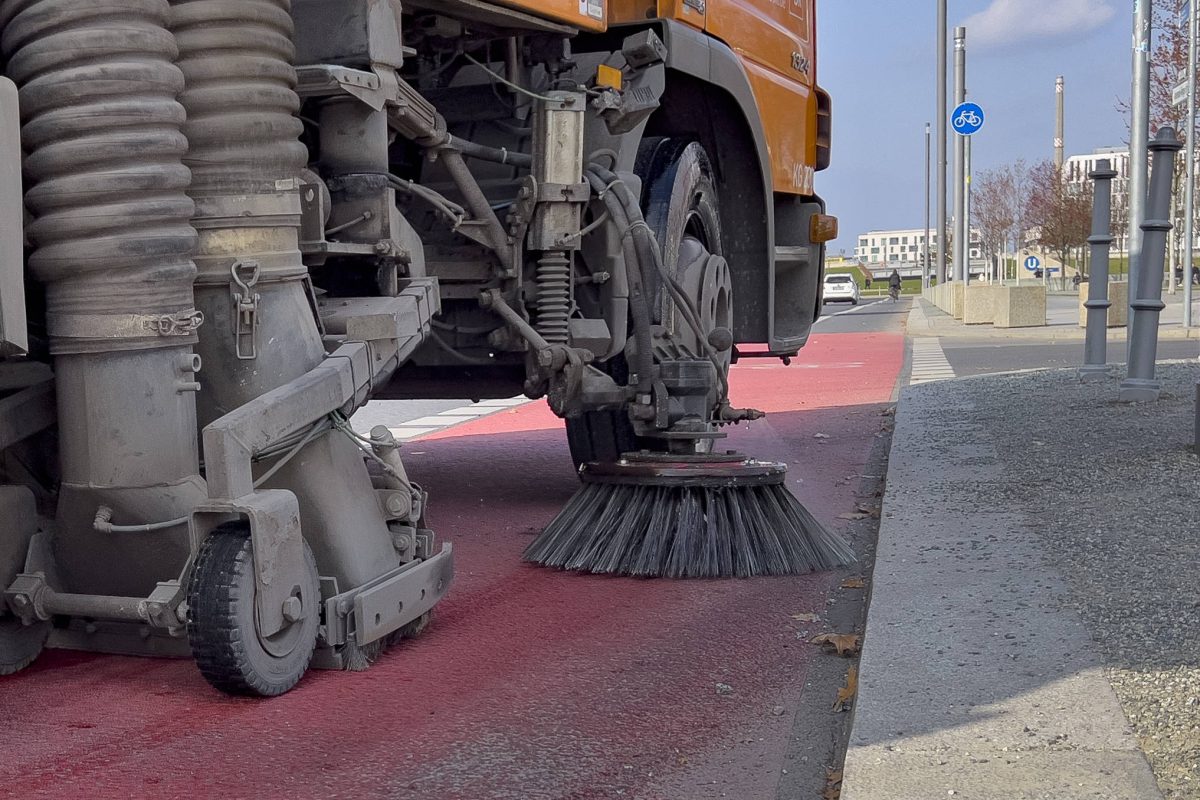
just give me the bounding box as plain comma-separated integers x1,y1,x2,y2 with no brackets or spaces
954,110,981,129
888,285,900,303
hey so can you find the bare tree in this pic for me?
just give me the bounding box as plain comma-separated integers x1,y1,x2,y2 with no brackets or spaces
973,167,1015,280
1027,160,1092,283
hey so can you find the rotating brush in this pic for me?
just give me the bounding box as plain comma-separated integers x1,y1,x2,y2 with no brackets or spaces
524,453,855,579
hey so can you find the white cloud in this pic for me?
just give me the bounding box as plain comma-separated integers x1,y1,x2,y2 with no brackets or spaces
963,0,1117,48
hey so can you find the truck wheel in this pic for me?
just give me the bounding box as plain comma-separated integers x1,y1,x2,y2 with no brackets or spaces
0,617,49,675
565,139,729,469
187,524,320,697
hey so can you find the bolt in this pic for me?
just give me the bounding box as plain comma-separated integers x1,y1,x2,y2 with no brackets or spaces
281,596,303,623
11,594,28,609
537,349,555,368
386,493,408,516
375,241,392,255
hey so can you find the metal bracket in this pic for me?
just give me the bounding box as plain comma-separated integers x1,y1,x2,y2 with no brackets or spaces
230,260,262,360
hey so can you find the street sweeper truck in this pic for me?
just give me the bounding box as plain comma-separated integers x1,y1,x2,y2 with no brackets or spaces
0,0,843,695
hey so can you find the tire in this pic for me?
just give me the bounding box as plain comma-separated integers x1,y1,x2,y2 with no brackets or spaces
565,139,728,469
0,617,49,676
187,525,320,697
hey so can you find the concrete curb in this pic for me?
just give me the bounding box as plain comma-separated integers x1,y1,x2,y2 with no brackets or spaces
840,376,1164,800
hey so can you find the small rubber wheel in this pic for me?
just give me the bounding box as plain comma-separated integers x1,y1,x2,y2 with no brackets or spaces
187,525,320,697
0,616,49,675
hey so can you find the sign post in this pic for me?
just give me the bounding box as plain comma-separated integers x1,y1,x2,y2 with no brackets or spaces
952,100,984,285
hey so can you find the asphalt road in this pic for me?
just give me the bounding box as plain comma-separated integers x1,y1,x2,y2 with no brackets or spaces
3,311,907,800
942,337,1198,378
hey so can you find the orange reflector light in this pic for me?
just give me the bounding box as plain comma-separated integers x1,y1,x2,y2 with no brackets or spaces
596,64,623,91
810,213,839,243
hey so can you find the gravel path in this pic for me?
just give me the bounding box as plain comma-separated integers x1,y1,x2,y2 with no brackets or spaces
950,362,1200,799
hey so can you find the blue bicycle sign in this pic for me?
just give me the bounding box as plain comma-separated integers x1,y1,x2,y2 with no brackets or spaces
951,102,985,136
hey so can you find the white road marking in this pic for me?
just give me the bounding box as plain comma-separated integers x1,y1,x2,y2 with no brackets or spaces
383,397,534,441
815,299,885,323
909,339,956,385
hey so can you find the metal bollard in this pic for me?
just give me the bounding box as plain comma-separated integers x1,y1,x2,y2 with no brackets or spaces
1080,159,1117,381
1120,127,1183,403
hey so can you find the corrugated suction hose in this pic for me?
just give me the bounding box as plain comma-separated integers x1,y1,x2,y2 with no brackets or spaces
0,0,208,598
0,0,200,352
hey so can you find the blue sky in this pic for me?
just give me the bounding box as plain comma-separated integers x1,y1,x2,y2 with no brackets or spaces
816,0,1129,254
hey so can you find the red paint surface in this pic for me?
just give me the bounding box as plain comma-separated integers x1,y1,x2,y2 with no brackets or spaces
0,333,902,800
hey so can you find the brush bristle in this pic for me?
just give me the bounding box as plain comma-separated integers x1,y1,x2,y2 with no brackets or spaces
524,482,855,578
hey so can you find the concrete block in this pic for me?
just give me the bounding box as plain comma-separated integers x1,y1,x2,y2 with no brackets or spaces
962,284,998,324
950,281,964,320
993,284,1046,328
1077,281,1129,328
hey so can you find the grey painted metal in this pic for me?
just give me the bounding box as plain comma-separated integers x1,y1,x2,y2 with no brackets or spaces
964,135,972,286
1185,2,1197,327
1081,159,1118,381
1120,128,1182,403
1054,77,1065,169
937,0,948,283
0,0,208,600
1129,2,1152,323
924,122,932,289
0,77,26,354
953,26,967,283
169,0,448,676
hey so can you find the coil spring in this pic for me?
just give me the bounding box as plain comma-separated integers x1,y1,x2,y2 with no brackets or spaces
0,0,198,350
535,251,571,345
168,0,307,194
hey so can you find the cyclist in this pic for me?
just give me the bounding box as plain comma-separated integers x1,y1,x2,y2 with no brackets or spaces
888,269,902,302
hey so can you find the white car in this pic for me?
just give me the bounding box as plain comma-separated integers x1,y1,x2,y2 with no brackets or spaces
822,273,860,305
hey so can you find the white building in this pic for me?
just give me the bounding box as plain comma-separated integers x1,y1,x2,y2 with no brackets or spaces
854,227,982,266
1063,146,1129,253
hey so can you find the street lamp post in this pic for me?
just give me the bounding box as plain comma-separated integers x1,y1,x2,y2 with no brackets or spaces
1129,1,1152,329
954,26,967,283
937,0,948,284
1185,0,1197,327
925,122,932,288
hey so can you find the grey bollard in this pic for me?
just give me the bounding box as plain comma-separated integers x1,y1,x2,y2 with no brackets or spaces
1081,159,1117,381
1120,128,1182,403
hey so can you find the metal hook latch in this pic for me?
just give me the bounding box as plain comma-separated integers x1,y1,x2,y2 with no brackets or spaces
230,260,261,360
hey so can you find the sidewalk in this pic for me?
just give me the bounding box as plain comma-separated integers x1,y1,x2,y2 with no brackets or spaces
841,363,1200,800
908,296,1200,341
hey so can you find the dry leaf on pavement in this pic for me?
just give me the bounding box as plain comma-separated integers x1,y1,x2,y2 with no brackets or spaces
790,612,821,623
837,512,869,521
854,503,881,519
810,633,861,656
833,666,858,711
840,577,865,589
823,769,844,800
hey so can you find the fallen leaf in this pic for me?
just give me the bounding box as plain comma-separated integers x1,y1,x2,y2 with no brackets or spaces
790,612,821,623
854,503,881,519
882,406,896,417
833,666,858,711
837,512,869,521
814,433,831,439
810,633,862,656
840,577,865,589
715,682,734,696
823,768,844,800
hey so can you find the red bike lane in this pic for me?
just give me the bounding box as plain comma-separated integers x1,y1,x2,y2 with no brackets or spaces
0,331,903,800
